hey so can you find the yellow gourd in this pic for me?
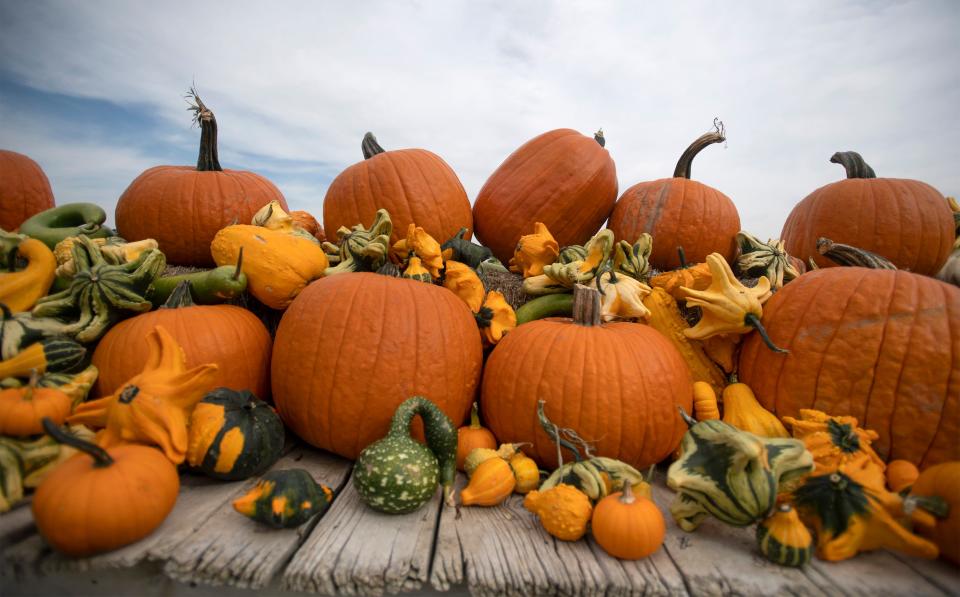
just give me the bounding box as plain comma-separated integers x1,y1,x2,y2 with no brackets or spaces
0,343,47,379
0,239,56,312
509,222,559,278
402,256,433,283
509,451,540,494
649,262,712,298
692,382,720,421
523,484,593,541
722,382,789,438
460,457,516,506
464,443,525,477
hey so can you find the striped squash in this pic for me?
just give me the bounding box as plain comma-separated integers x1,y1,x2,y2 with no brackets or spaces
756,504,813,567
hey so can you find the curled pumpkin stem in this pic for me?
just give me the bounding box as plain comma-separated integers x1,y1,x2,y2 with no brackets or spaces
745,312,788,354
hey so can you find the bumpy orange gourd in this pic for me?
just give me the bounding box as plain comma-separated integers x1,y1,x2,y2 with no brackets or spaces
0,376,71,437
460,457,516,506
648,262,712,298
910,462,960,565
591,482,665,560
509,451,540,494
524,484,593,541
886,460,920,493
0,150,55,231
456,402,497,472
782,409,886,490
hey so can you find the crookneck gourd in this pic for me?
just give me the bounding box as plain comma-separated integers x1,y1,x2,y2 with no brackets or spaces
756,504,813,567
735,232,801,290
781,409,886,489
146,253,247,307
722,382,789,438
667,409,813,531
31,235,165,343
186,388,285,481
233,468,333,528
18,203,114,249
67,325,218,464
353,396,457,513
0,238,57,313
323,208,393,274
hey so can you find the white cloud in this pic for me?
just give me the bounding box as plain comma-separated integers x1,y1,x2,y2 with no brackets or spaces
0,0,957,238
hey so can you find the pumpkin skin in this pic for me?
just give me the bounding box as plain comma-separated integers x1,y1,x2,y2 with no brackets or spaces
481,288,693,470
186,388,285,481
91,285,272,401
0,150,55,232
323,132,472,247
473,129,618,264
781,152,954,274
910,462,960,565
739,268,960,467
272,273,483,459
591,483,666,560
115,93,286,266
608,126,739,270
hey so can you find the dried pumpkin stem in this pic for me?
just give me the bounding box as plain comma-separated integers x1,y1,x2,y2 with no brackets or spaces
572,283,602,327
673,119,725,179
362,132,386,159
161,280,195,309
677,246,688,269
744,313,789,354
42,417,114,468
830,151,876,179
677,406,698,428
620,478,636,504
233,247,244,280
187,88,222,172
594,129,606,148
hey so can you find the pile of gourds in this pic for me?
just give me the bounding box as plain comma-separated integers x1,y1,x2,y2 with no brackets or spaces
1,94,958,572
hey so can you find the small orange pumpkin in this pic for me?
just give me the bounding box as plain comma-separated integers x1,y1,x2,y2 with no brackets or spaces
591,481,665,560
456,402,497,471
0,373,71,437
910,462,960,565
886,460,920,493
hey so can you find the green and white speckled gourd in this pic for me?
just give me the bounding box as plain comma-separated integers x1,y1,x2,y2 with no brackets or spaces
353,396,457,514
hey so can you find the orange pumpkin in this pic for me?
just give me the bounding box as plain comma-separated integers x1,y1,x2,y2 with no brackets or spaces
472,129,618,264
608,123,740,270
456,402,497,471
886,460,920,493
0,375,71,437
115,91,285,266
782,151,954,275
739,268,960,467
322,132,472,247
481,285,692,469
910,462,960,565
91,281,272,400
271,272,483,459
0,150,55,232
591,482,665,560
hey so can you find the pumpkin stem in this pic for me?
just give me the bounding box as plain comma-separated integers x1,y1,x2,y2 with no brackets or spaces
673,118,725,179
362,132,386,159
816,237,896,269
594,129,606,148
469,402,482,429
42,417,114,468
620,479,637,504
161,280,196,309
677,246,688,269
22,369,39,401
187,87,222,172
572,283,602,327
904,494,950,519
678,406,698,428
830,151,876,179
233,247,244,280
118,385,140,404
744,312,789,354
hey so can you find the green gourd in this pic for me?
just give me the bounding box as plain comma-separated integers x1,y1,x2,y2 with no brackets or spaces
18,203,114,249
667,408,813,531
353,396,457,514
515,293,574,324
232,468,333,528
147,250,248,307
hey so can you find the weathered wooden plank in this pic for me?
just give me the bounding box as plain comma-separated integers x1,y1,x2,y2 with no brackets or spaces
806,551,951,596
430,475,687,597
0,503,34,552
890,553,960,596
162,447,352,590
281,473,441,595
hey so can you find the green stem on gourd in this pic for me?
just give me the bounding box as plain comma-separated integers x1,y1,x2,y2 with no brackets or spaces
362,132,386,159
745,312,789,354
830,151,876,179
673,119,725,179
468,402,482,429
188,88,222,172
42,417,114,468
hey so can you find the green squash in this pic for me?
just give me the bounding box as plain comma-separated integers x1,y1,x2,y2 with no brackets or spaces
756,503,813,567
667,409,813,531
353,396,457,514
186,388,285,481
232,468,333,528
18,203,114,250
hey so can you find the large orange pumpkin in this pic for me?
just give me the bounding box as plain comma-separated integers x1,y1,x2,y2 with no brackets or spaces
472,129,618,264
271,272,483,459
322,132,472,247
608,122,740,271
115,91,286,266
781,151,954,275
91,282,272,400
739,268,960,467
0,150,55,231
481,285,692,469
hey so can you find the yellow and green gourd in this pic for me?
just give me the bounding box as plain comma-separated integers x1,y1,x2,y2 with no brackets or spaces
233,468,333,528
353,396,457,513
756,504,813,567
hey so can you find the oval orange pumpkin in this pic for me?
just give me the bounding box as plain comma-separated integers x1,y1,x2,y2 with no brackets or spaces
115,91,286,266
739,268,960,467
481,285,692,469
910,461,960,565
608,123,739,270
472,129,618,264
271,272,483,459
0,150,55,231
322,132,472,247
781,151,954,275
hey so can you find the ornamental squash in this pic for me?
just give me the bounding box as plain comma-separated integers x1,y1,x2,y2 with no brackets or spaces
756,504,813,567
735,232,801,290
591,481,665,560
722,382,789,438
0,149,55,232
910,462,960,565
0,337,85,380
456,402,497,472
0,238,56,312
116,90,287,266
323,132,472,247
782,409,886,489
272,272,482,460
509,222,560,278
523,484,593,541
738,268,960,467
782,151,954,275
482,284,692,470
19,203,113,250
473,129,617,264
186,388,285,481
608,121,740,270
460,456,516,506
34,419,179,557
692,382,720,421
353,396,458,513
211,224,328,310
509,451,540,494
233,468,333,528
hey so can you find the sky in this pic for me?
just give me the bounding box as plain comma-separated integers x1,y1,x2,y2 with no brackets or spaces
1,1,958,239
